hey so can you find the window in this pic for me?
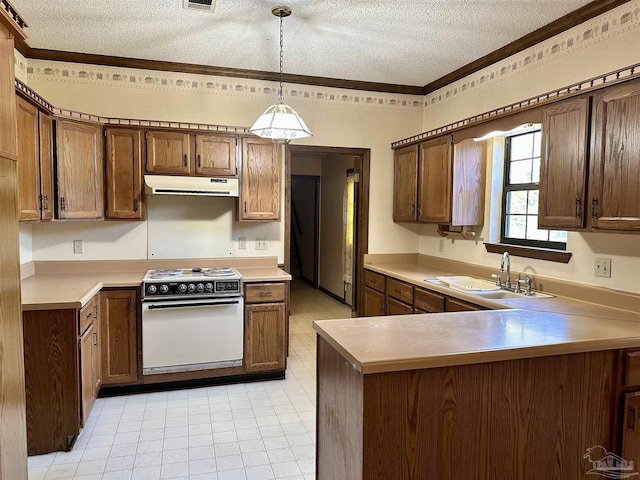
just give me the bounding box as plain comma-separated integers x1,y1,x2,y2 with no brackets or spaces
501,130,567,250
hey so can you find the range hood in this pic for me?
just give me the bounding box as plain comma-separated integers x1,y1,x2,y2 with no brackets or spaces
144,175,239,197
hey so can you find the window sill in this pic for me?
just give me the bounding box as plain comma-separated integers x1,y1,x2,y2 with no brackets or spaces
484,243,572,264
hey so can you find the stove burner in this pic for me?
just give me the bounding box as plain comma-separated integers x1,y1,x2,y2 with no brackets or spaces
203,267,235,277
149,269,183,279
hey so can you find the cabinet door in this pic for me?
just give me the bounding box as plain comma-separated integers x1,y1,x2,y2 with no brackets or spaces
92,302,101,397
452,138,485,226
418,137,452,223
106,128,143,219
39,114,54,220
393,145,418,222
240,137,281,220
589,80,640,231
0,23,17,160
16,98,41,221
195,134,237,176
145,130,191,174
56,120,104,219
622,392,640,467
80,322,95,426
539,97,590,228
245,303,286,372
386,297,413,315
100,290,138,385
363,287,385,317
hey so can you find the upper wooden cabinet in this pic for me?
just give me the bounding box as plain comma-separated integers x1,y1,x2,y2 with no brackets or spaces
105,128,144,220
39,114,54,221
145,130,191,175
195,134,237,176
589,79,640,231
451,138,485,227
0,22,17,160
240,137,281,221
56,120,104,220
418,137,452,223
538,97,590,229
393,145,418,222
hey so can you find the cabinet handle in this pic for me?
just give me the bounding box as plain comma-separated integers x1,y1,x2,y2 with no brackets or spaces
630,406,638,432
60,196,66,211
394,288,401,294
93,331,98,347
134,198,139,212
197,154,201,168
259,291,273,296
129,298,134,313
38,194,43,211
44,195,49,211
411,204,415,215
417,204,421,216
575,198,581,218
243,201,247,214
94,304,98,320
591,197,598,218
183,154,188,167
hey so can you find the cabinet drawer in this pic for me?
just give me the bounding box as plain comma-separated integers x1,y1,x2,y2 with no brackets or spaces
79,296,97,334
627,351,640,387
386,297,413,316
445,297,483,312
386,278,413,304
414,287,445,313
245,283,285,303
363,270,385,293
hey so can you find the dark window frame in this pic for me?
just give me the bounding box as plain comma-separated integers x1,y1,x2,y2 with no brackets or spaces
500,131,567,251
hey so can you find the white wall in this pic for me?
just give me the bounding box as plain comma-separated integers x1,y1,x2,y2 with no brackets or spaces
24,61,423,263
418,1,640,293
19,225,32,264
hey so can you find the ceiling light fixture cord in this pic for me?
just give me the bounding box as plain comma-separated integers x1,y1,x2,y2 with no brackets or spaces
279,9,284,103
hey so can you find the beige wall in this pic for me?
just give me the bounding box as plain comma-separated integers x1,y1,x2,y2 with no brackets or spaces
23,63,423,264
417,0,640,293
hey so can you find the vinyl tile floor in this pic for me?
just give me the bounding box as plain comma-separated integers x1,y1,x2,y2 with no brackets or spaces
27,280,352,480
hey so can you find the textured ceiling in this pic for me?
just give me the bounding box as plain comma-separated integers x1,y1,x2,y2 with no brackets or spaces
12,0,595,87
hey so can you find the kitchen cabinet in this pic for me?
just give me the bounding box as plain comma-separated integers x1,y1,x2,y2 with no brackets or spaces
386,297,413,315
145,130,191,175
451,138,485,226
16,98,54,221
23,293,101,454
100,289,138,385
392,144,418,222
414,287,445,313
538,97,590,229
589,79,640,231
244,282,287,372
418,136,452,223
386,277,413,315
240,136,281,221
0,22,17,160
195,133,237,176
445,297,485,312
55,120,104,219
622,392,640,466
363,287,386,317
105,128,144,220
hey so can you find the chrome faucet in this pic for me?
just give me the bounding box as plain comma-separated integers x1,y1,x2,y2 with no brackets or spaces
500,252,511,290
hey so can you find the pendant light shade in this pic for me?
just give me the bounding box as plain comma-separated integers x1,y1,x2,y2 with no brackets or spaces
250,6,312,144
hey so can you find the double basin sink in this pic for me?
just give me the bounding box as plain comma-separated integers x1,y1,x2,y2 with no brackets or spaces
425,276,554,300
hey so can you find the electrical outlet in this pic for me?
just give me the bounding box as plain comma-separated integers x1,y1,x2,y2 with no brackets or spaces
594,257,611,278
73,240,83,254
238,237,246,250
255,238,268,250
438,239,444,253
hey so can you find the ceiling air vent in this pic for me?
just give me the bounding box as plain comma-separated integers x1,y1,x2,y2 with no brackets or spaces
183,0,216,12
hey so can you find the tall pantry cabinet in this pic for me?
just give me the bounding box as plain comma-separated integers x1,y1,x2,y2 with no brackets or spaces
0,6,29,480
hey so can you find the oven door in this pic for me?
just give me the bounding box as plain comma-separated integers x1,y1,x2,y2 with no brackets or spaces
142,296,244,375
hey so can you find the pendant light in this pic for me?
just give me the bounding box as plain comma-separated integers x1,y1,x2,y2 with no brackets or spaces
249,6,312,144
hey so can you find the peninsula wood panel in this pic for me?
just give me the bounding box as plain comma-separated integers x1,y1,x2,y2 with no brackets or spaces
100,290,138,385
23,309,79,455
39,113,54,220
452,138,486,226
244,303,286,372
393,145,418,222
194,134,237,176
589,79,640,231
105,128,143,219
539,97,590,228
16,97,41,221
0,23,17,160
145,130,191,175
418,137,452,223
56,120,104,219
240,137,281,221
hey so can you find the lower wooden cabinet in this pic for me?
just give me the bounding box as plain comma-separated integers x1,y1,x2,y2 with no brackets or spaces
244,303,286,372
622,391,640,466
80,322,96,426
445,297,485,312
100,289,138,385
386,297,413,315
363,286,385,317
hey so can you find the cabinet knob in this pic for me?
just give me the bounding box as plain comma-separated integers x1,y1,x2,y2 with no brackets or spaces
575,198,581,218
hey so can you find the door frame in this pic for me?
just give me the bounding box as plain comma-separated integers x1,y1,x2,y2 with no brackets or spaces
291,174,320,288
284,145,370,315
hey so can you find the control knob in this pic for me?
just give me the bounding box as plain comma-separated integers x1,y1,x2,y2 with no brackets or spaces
159,284,169,294
196,283,204,293
204,283,214,292
178,284,187,294
147,284,157,295
187,284,196,293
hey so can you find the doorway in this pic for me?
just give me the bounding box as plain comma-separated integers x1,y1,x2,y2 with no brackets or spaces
285,146,370,314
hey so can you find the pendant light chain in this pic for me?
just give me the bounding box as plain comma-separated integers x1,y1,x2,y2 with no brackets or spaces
279,11,284,103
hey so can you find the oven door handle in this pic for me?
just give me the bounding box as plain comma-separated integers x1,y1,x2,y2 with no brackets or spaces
146,300,241,310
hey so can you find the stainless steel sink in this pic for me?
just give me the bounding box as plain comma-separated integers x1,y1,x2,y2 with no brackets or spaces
472,290,554,299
